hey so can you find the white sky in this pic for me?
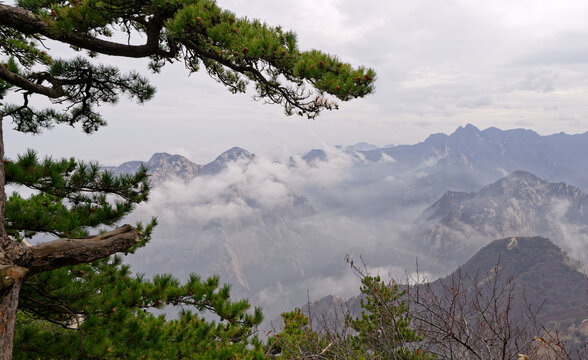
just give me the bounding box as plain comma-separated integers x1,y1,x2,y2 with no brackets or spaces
5,0,588,164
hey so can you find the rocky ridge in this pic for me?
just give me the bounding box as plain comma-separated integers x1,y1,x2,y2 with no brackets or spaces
104,147,253,183
414,171,588,268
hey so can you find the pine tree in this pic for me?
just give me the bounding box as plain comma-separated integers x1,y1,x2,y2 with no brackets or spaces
6,151,264,359
267,274,431,359
346,275,429,359
0,0,376,358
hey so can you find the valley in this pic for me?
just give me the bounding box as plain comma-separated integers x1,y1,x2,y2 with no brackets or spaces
113,124,588,328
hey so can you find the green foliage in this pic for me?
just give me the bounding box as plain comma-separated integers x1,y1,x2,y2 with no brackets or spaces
0,57,20,97
15,256,264,359
266,309,329,359
269,274,432,360
347,275,430,360
0,28,52,70
1,0,376,133
5,149,149,239
7,150,263,358
1,1,376,357
3,57,155,133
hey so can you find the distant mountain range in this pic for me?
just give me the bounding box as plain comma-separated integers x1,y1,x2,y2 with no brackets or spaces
113,124,588,325
300,124,588,211
358,124,588,189
103,147,254,183
119,147,335,319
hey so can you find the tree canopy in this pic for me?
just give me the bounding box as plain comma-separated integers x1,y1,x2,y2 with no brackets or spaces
0,0,376,358
0,0,376,134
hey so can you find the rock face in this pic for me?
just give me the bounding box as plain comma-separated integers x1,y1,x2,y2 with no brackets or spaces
144,153,202,182
199,147,254,176
415,171,588,268
105,147,253,183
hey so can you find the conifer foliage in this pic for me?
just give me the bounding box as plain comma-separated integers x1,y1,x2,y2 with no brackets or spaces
267,272,431,360
0,0,376,358
3,150,267,359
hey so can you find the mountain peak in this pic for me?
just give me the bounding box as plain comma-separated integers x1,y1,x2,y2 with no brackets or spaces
215,147,254,162
454,123,480,135
145,152,201,182
199,147,254,176
504,169,541,181
440,236,588,322
346,142,380,152
479,170,546,196
302,149,327,164
148,152,190,163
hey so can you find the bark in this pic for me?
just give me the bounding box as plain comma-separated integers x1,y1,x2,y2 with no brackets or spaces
0,115,22,360
0,65,65,99
0,115,6,241
0,115,28,360
0,115,140,358
28,224,139,275
0,225,138,359
0,275,25,360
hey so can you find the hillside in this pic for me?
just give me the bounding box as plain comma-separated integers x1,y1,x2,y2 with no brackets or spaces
110,125,588,325
413,170,588,269
433,236,587,323
309,236,587,330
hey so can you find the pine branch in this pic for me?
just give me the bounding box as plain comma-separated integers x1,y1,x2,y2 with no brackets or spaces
27,224,138,275
0,4,169,58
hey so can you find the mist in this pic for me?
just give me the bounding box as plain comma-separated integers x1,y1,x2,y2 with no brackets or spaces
120,126,588,324
123,150,444,323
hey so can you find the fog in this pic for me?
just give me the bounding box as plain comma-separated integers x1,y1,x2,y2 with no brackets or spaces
117,130,588,324
123,150,443,323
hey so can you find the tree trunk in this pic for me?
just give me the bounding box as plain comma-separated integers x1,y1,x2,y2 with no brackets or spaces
0,114,18,360
0,115,6,241
0,271,25,360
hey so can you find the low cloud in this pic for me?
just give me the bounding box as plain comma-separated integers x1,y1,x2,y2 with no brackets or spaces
124,149,446,323
124,146,588,325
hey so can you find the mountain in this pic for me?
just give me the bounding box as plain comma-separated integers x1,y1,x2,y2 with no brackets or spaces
112,125,588,326
415,171,588,269
434,236,588,323
362,124,588,186
297,124,588,215
119,148,337,321
199,147,254,176
302,149,327,164
345,142,380,152
105,147,252,183
144,153,202,182
307,236,588,331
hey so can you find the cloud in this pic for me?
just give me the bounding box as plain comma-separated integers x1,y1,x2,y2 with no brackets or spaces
399,67,466,89
123,149,453,324
7,0,588,167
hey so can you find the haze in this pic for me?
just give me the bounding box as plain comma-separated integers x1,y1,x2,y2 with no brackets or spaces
5,0,588,165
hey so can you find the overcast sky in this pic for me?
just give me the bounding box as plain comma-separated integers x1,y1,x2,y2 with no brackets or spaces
5,0,588,165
